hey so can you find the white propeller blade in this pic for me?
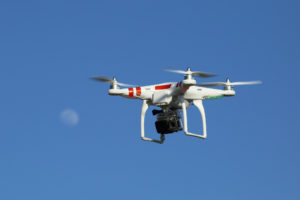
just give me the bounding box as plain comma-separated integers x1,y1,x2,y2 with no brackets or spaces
230,81,262,86
199,80,262,87
198,82,226,86
164,68,216,78
90,76,135,87
164,69,187,74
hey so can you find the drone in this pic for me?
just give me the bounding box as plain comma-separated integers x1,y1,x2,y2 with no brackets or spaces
91,68,261,144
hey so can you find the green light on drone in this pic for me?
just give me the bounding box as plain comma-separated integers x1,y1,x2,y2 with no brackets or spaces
206,95,223,100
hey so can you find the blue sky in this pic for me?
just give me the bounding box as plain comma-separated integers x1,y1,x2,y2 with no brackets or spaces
0,0,299,199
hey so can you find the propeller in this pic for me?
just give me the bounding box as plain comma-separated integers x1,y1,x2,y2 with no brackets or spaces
90,76,135,87
198,78,262,87
164,67,216,78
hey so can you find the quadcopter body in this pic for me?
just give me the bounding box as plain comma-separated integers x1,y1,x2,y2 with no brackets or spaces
91,68,261,144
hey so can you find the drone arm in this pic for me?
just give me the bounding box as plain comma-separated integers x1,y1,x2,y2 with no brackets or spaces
182,99,207,139
141,100,165,144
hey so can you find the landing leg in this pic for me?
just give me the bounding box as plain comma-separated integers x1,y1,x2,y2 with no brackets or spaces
182,100,207,139
141,100,165,144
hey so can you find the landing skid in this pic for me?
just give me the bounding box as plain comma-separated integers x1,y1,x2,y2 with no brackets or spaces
140,99,207,144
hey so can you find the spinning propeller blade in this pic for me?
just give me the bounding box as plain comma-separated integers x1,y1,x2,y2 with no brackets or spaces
90,76,113,83
198,78,262,87
90,76,135,87
164,67,216,78
228,81,262,86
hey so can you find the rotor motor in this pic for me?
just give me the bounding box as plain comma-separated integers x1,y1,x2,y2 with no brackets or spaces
224,78,233,91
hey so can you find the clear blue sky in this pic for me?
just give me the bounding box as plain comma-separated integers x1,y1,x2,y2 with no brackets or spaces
0,0,299,199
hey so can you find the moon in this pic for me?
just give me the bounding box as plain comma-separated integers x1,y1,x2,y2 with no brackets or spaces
60,109,79,126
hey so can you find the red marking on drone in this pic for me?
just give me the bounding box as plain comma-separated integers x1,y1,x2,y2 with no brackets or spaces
128,88,134,97
136,87,141,96
155,84,172,90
